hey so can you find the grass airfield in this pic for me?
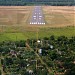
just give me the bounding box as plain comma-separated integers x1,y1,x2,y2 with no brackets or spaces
0,6,75,42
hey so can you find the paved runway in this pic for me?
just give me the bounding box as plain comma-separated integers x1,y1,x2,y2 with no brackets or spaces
30,6,45,25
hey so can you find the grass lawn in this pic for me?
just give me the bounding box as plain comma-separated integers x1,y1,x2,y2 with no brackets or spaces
0,33,26,42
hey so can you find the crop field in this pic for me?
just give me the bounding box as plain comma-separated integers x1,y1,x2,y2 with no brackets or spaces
0,6,75,42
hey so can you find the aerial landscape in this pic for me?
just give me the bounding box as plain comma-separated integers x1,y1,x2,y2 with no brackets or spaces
0,0,75,75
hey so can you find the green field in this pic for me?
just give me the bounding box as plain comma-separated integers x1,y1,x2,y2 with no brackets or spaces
0,26,75,42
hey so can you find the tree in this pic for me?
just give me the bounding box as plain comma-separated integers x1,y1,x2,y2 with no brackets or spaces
50,35,55,41
0,70,1,75
65,65,75,75
48,50,58,61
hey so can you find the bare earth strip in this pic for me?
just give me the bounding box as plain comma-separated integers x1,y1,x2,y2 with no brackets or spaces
43,6,75,27
0,6,32,25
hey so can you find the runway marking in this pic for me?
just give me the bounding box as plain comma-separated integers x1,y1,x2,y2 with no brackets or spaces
30,22,31,24
39,16,42,17
35,23,37,24
38,22,40,24
30,22,45,25
30,6,45,25
44,23,45,24
32,23,33,24
33,16,36,17
35,22,37,24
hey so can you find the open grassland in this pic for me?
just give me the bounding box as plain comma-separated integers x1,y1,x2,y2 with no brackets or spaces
0,6,75,42
0,26,75,42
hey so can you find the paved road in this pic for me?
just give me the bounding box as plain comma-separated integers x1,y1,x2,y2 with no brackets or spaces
30,6,45,25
